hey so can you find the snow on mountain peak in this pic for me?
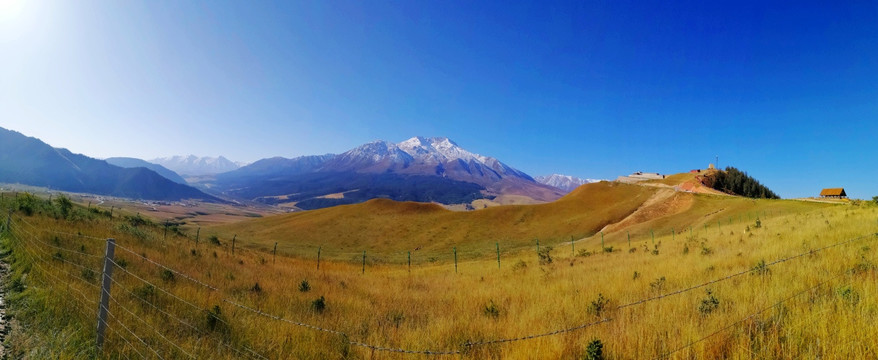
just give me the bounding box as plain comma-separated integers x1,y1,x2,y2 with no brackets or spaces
535,174,601,193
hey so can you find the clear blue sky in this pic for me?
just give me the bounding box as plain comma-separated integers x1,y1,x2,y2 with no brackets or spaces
1,1,876,199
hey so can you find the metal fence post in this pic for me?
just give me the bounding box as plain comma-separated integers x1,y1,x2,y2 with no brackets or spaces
96,238,116,353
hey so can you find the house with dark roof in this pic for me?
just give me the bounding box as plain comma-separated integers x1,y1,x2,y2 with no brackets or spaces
819,188,847,199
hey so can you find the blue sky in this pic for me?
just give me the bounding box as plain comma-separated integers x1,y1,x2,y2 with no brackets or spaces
1,1,876,199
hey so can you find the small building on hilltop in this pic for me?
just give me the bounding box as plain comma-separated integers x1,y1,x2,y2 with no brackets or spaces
819,188,847,199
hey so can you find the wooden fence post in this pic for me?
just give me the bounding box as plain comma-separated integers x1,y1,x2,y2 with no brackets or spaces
273,242,278,264
362,251,366,274
4,209,10,234
232,234,236,254
453,247,458,273
496,242,500,269
96,238,116,353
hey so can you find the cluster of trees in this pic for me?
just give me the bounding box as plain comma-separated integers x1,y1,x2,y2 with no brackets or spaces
709,167,780,199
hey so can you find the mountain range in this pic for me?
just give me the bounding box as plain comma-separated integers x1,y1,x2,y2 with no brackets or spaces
535,174,600,192
150,155,245,176
0,127,218,201
0,126,594,209
203,136,566,209
105,157,189,185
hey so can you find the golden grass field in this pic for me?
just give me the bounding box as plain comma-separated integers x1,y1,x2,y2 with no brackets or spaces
2,180,877,359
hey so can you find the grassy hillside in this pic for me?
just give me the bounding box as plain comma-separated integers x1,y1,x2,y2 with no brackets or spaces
211,181,831,263
3,186,878,359
208,181,655,260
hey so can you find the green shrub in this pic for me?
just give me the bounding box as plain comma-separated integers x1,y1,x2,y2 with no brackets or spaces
584,339,604,360
751,259,770,276
298,280,311,292
311,296,326,313
483,300,500,319
698,289,720,315
538,246,553,265
588,293,609,316
160,269,175,282
80,268,96,283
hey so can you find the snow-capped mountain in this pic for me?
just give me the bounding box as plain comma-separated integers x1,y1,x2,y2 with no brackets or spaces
323,137,534,186
150,155,244,176
202,137,565,209
535,174,600,192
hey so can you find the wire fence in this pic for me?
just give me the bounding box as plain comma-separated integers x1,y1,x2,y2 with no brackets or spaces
3,207,877,357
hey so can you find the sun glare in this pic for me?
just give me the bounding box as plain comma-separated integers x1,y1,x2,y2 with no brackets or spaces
0,0,24,24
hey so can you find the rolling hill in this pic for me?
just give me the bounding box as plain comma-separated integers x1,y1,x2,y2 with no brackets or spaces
211,178,832,259
0,127,219,201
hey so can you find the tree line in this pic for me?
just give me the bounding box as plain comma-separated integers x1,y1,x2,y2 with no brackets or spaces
709,167,780,199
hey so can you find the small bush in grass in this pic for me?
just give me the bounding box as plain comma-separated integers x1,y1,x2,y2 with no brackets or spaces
311,296,326,313
298,280,311,292
602,246,613,253
698,289,720,315
538,246,553,265
588,293,610,316
512,260,528,271
584,339,604,360
251,282,262,293
9,277,24,293
700,243,713,256
134,284,156,301
577,249,593,257
80,268,96,283
160,269,175,282
209,235,221,246
751,259,770,276
837,286,860,306
483,300,500,319
650,277,666,292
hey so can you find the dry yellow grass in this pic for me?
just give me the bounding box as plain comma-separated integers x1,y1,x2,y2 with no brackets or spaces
3,188,878,359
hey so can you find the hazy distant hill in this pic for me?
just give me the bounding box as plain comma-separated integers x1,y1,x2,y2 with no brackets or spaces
535,174,600,192
204,137,565,209
0,127,218,201
150,155,244,176
105,157,188,185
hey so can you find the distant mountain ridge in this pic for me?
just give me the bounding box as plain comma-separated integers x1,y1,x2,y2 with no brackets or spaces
535,174,600,193
205,137,565,209
105,157,188,185
0,127,218,201
150,155,244,176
